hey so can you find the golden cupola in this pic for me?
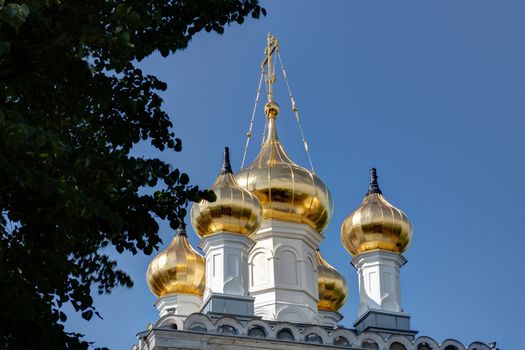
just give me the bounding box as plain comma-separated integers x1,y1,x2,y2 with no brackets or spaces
234,34,333,233
316,249,348,311
146,225,206,297
191,147,263,237
341,168,413,256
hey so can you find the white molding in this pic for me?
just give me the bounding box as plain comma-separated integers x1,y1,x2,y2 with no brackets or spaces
249,220,323,323
154,294,202,318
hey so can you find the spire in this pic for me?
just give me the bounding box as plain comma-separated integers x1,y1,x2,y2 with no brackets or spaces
176,223,188,237
367,167,382,195
220,147,233,175
262,33,280,142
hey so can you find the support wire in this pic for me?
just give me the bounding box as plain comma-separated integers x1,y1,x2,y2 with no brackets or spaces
276,52,315,173
240,69,265,170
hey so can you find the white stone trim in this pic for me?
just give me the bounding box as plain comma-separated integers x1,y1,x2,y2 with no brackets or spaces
352,251,407,315
249,220,323,323
356,331,387,348
414,336,441,350
272,322,303,342
200,232,254,299
154,294,202,318
301,325,330,344
386,334,414,349
440,339,467,350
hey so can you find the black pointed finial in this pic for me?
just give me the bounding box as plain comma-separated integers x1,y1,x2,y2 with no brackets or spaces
367,167,382,195
176,222,188,237
220,147,233,175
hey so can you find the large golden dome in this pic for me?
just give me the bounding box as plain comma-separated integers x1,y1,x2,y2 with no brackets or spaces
341,168,412,256
234,105,333,233
191,147,262,238
147,225,206,297
316,249,348,311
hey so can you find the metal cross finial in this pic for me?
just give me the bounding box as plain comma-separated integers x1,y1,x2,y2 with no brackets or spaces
367,167,382,195
262,33,279,103
220,147,233,175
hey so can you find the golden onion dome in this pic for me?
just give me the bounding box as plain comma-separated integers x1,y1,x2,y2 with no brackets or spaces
146,225,206,297
316,249,348,311
234,103,333,233
341,168,413,256
191,147,263,238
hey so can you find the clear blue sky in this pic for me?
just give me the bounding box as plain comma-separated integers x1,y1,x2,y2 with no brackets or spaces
65,1,525,349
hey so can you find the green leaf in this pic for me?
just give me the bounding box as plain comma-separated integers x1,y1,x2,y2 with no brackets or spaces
179,173,189,185
81,310,93,321
0,40,11,55
1,3,30,29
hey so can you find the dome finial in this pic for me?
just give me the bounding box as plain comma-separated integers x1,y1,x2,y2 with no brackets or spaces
262,33,280,120
367,167,382,195
176,222,188,237
220,147,233,175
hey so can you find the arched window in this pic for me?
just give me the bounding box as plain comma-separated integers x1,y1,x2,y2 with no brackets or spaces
417,343,433,350
247,326,266,338
188,322,206,332
334,336,350,346
391,342,406,350
444,346,459,350
362,340,379,350
305,333,323,344
276,328,295,341
218,324,237,335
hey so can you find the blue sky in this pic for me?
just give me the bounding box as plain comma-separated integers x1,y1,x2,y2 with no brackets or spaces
65,1,525,349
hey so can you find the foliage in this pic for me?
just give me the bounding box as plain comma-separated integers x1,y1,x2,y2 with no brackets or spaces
0,0,264,348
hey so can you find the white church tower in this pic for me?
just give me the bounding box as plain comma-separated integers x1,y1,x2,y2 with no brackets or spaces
146,225,205,319
191,147,263,317
234,34,341,324
341,168,416,337
133,34,494,350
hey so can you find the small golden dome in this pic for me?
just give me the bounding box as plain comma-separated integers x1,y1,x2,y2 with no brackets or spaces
316,250,348,311
146,225,206,297
234,108,333,233
341,168,412,256
191,147,263,237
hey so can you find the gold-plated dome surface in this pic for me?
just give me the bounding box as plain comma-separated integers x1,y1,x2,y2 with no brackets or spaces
147,226,205,297
191,148,263,238
341,168,412,256
316,250,348,311
234,114,333,233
